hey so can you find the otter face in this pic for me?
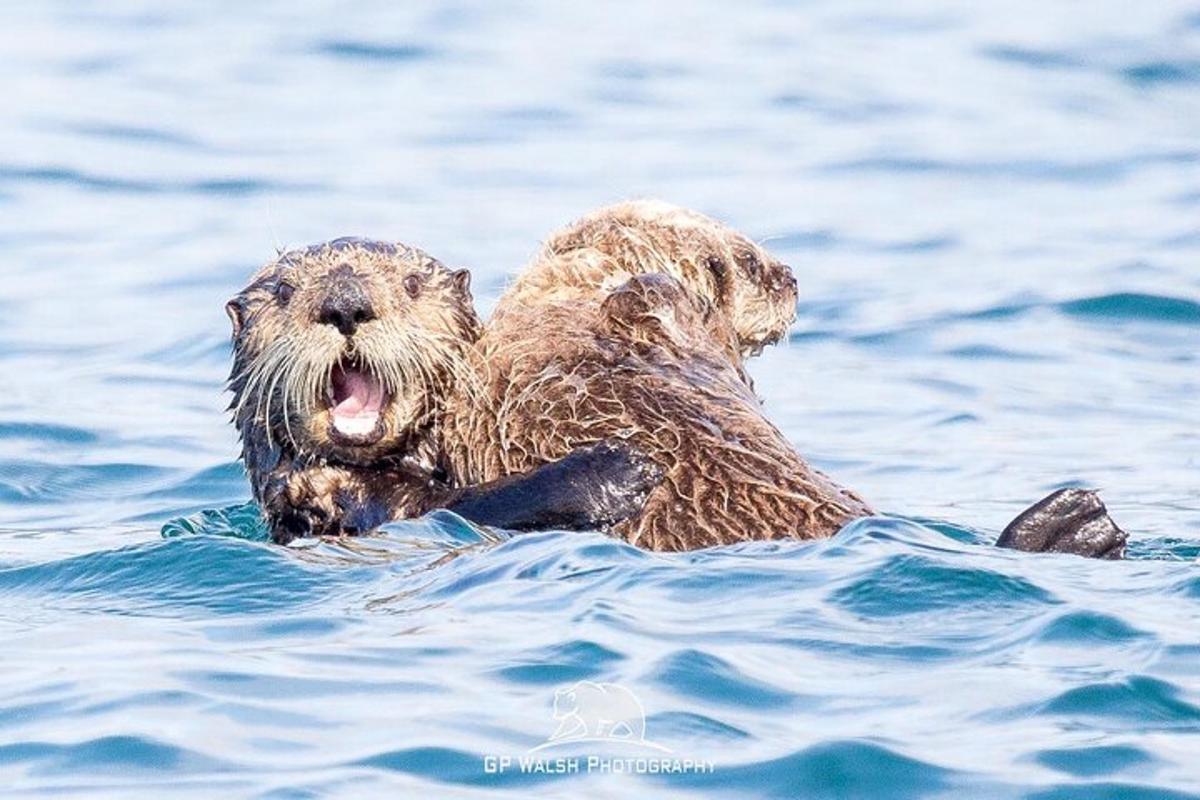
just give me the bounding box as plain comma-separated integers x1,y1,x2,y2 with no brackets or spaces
226,237,480,465
713,245,798,357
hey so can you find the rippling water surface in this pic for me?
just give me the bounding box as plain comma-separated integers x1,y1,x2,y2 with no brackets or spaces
1,2,1198,797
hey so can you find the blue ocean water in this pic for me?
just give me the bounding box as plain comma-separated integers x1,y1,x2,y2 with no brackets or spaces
0,1,1198,797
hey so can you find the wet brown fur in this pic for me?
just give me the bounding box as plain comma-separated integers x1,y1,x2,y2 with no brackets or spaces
444,201,873,550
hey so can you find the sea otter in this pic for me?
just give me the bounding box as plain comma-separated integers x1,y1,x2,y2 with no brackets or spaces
442,200,1127,557
225,237,660,543
225,207,1126,558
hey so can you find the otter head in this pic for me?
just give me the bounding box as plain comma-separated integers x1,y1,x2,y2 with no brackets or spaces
702,241,797,357
540,200,799,358
226,237,480,466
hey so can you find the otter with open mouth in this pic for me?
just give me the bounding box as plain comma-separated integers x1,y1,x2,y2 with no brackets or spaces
226,237,660,543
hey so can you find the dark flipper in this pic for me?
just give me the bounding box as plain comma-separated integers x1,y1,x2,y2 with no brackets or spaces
995,489,1127,559
446,441,662,532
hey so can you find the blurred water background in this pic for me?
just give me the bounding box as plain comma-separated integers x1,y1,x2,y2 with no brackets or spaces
0,1,1198,797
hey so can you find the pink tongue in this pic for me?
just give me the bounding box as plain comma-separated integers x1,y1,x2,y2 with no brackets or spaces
331,367,384,417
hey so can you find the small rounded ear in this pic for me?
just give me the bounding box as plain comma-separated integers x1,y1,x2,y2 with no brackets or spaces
452,269,471,294
225,298,246,338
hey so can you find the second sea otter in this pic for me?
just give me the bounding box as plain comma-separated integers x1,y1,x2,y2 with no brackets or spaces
443,200,1126,556
444,201,872,550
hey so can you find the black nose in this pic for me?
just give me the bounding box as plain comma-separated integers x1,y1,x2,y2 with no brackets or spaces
318,279,376,336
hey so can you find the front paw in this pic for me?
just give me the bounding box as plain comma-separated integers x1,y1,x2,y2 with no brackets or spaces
996,489,1127,559
266,466,376,543
272,505,323,545
268,479,340,544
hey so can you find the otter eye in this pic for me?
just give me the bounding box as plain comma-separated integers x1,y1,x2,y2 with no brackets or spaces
403,274,423,299
276,281,295,304
735,250,762,276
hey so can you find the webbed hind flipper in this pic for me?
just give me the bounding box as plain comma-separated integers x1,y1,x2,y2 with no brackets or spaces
445,441,662,532
996,489,1127,559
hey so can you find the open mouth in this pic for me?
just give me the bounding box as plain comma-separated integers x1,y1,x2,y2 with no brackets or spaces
327,360,387,441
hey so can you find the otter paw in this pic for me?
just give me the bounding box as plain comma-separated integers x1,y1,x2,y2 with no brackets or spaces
995,489,1126,559
270,485,338,544
268,465,385,543
272,506,323,545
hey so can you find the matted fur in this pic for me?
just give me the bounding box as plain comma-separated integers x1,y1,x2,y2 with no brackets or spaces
444,201,872,550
